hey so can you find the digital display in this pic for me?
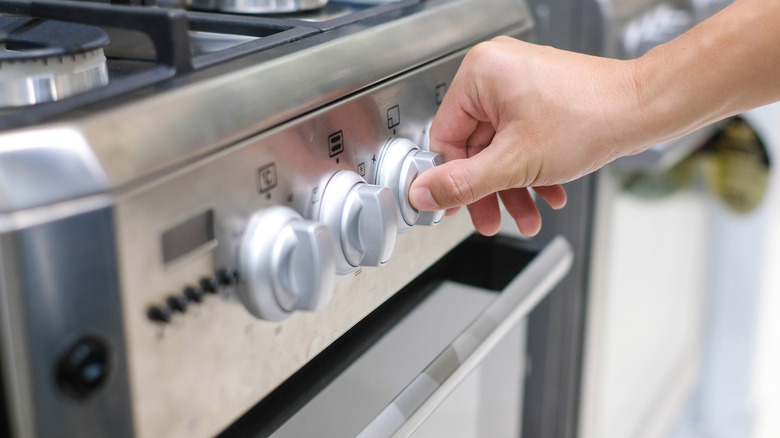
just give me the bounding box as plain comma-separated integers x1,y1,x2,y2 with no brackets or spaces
161,209,215,264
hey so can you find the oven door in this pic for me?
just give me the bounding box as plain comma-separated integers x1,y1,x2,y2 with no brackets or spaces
261,234,573,438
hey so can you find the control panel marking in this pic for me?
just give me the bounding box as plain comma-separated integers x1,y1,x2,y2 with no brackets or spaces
256,163,278,194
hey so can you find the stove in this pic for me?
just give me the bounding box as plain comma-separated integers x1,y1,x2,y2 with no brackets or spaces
0,1,535,437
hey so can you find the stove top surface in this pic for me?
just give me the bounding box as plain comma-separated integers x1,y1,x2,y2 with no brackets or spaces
0,0,419,129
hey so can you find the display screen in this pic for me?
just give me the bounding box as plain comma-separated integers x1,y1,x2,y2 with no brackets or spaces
161,209,215,264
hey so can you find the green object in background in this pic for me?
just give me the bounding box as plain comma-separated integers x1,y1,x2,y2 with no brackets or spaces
708,118,771,214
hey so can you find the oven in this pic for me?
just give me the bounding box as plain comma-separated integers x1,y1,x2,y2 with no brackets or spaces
0,1,591,437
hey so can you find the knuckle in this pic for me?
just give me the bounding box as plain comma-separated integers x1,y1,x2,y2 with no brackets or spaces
444,166,478,206
490,35,514,44
466,40,499,64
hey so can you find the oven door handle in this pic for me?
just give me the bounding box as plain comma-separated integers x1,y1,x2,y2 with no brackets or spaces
356,235,574,438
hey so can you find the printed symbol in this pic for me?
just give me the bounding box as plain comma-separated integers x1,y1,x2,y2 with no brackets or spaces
328,131,344,157
311,187,320,204
256,163,277,194
387,105,400,129
358,162,366,177
435,83,448,105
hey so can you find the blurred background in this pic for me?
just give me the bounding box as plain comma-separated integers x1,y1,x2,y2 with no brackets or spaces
525,0,780,436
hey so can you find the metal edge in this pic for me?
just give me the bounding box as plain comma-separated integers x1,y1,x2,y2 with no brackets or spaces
359,235,574,438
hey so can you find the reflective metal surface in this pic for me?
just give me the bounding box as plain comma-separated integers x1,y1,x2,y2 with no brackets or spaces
360,236,573,438
0,208,134,438
0,49,109,107
0,1,535,437
0,0,531,214
0,17,110,107
189,0,328,13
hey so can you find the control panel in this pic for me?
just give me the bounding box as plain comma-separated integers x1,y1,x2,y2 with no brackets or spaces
113,45,478,438
122,53,463,327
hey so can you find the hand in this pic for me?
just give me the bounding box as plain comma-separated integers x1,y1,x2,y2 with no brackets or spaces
408,37,645,236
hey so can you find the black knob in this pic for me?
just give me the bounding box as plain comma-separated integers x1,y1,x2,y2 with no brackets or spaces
166,295,188,313
147,304,172,323
183,285,205,303
217,269,238,286
55,337,111,400
199,277,219,294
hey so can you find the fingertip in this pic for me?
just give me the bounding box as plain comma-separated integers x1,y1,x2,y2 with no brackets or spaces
408,186,440,211
516,214,542,237
534,185,568,210
467,195,502,236
498,188,542,237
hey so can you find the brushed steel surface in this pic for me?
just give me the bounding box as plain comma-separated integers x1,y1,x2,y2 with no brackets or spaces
0,209,134,438
360,236,573,438
0,0,532,216
0,2,535,437
112,47,489,438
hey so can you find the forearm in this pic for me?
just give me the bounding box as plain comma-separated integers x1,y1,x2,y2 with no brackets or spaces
632,0,780,151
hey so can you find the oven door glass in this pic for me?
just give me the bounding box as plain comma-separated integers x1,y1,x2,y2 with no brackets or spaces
270,235,573,438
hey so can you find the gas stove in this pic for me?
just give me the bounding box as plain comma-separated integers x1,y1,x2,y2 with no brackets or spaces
0,0,425,128
0,1,535,437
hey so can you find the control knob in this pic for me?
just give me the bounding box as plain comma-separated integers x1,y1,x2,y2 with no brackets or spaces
375,137,445,233
316,171,398,274
238,206,336,321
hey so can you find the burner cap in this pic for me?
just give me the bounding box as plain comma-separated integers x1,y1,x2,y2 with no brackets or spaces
188,0,329,14
0,18,110,107
0,17,110,60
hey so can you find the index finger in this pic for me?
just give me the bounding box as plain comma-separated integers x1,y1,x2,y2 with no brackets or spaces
428,71,485,161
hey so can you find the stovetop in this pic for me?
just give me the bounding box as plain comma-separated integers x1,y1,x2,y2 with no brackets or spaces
0,0,419,130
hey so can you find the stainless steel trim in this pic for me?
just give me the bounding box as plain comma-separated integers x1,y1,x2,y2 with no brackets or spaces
0,0,532,214
0,208,134,438
357,236,574,438
0,128,109,214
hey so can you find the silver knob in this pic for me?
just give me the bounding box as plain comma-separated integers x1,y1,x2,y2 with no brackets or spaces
375,137,446,233
238,206,336,321
317,171,398,275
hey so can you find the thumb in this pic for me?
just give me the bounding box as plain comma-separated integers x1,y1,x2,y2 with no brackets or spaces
409,150,510,211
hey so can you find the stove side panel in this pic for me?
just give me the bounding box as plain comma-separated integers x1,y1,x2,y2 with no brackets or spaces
0,208,134,438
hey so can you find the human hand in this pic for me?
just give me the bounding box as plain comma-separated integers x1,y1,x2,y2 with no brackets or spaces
408,37,646,236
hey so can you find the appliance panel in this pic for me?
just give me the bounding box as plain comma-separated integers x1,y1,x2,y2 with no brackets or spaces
0,1,543,437
112,47,484,438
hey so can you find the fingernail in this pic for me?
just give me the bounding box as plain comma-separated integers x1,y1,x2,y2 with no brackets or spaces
410,187,439,211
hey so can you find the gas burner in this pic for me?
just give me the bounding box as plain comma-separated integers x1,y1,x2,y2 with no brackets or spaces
0,17,109,108
188,0,329,14
271,2,354,21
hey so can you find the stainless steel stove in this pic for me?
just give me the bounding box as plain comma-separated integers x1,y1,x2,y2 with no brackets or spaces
0,1,555,437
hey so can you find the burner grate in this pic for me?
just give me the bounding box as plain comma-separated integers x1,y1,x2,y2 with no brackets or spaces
0,0,421,130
